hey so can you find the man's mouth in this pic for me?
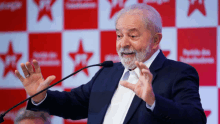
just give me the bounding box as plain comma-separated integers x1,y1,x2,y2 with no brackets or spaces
121,52,135,56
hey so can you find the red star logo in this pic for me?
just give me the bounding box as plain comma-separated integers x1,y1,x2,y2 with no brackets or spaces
69,40,93,76
34,0,56,22
188,0,206,16
204,110,211,117
0,42,22,77
162,50,170,57
108,0,127,19
159,46,170,57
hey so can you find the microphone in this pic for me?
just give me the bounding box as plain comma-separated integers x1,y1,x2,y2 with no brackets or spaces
0,61,113,123
98,61,114,67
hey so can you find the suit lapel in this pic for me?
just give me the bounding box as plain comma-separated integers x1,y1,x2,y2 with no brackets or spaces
123,95,142,124
97,63,125,124
123,50,166,124
150,50,166,83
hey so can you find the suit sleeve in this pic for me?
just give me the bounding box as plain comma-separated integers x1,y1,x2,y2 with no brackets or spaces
152,66,206,124
26,67,104,120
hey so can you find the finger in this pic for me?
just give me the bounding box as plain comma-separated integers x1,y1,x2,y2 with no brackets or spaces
20,63,30,77
33,59,41,73
120,81,135,91
142,69,153,82
135,61,143,75
135,61,141,68
15,70,24,82
26,61,34,74
140,62,149,70
43,75,56,86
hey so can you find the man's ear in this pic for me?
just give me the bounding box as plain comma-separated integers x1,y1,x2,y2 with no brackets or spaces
152,33,162,49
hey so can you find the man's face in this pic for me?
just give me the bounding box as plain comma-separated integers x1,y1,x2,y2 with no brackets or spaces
116,13,154,69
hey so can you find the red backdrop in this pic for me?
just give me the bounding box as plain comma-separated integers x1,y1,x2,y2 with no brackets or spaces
0,0,219,123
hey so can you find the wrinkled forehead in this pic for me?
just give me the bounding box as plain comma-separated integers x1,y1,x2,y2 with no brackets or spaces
116,28,140,34
115,12,147,33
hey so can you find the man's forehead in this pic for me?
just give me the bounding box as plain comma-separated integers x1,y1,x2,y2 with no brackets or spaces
115,13,145,33
116,28,140,32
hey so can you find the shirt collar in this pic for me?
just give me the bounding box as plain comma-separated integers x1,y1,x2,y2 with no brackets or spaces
123,49,160,79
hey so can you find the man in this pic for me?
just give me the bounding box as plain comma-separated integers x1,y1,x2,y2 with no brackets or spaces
15,4,206,124
14,107,50,124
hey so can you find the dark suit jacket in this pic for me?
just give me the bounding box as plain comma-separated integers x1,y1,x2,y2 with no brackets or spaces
27,50,206,124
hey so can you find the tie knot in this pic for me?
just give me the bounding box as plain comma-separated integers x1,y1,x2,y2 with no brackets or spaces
122,71,130,81
121,70,138,83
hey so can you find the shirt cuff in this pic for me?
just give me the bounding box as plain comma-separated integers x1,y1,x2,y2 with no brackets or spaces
31,93,47,106
146,100,156,111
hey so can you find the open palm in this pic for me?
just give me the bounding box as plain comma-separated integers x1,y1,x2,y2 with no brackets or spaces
15,60,55,103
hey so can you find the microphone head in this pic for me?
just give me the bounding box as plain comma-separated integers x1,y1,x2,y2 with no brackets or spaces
100,61,113,67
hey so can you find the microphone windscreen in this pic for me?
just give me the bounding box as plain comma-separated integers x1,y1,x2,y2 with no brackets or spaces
101,61,113,67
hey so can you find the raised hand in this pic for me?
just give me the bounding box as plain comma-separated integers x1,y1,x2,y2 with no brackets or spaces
120,61,155,106
15,60,56,103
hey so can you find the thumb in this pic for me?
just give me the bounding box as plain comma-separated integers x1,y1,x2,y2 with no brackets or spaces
43,75,56,86
120,81,135,91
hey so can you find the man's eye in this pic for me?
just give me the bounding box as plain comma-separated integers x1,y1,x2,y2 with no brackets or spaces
131,35,137,38
117,35,122,38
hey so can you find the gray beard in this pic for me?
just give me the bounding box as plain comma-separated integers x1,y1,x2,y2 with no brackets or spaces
117,46,151,70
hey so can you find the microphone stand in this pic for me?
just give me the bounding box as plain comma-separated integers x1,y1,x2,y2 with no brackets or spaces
0,61,113,123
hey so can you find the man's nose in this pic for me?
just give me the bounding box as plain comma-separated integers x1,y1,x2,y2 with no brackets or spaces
120,36,130,48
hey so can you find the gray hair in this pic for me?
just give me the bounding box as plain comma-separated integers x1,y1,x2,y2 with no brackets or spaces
116,4,162,34
14,108,51,124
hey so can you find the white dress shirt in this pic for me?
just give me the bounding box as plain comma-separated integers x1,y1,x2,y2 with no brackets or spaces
33,49,160,124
